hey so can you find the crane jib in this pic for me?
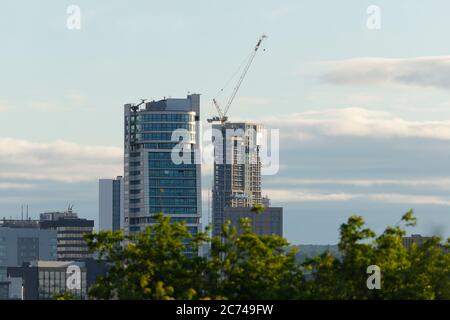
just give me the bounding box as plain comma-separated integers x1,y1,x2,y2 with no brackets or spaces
209,35,268,124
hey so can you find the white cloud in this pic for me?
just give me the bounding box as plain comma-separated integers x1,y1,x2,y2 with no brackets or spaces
320,56,450,90
269,177,450,190
368,193,450,206
261,108,450,141
265,189,355,203
265,188,450,206
0,138,122,183
0,183,35,190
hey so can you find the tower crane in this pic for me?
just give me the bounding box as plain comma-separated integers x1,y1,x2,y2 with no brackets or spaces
208,34,267,124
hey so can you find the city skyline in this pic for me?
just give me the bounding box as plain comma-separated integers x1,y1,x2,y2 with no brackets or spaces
2,1,450,244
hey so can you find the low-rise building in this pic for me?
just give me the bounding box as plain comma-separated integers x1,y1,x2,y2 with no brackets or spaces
7,259,108,300
223,206,283,237
39,208,94,261
402,234,432,249
0,219,57,299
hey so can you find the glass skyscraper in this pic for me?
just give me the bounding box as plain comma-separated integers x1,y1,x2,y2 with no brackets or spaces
123,94,202,243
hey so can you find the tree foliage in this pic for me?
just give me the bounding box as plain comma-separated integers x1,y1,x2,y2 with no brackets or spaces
85,210,450,300
300,209,450,299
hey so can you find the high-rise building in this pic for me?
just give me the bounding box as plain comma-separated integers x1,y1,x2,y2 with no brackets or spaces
99,176,124,232
39,208,94,261
123,94,202,241
212,122,263,236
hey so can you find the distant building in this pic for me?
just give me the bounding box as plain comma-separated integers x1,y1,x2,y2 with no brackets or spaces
261,196,271,207
7,259,108,300
40,210,77,222
402,234,432,249
223,207,283,237
123,94,202,244
212,122,263,236
39,208,94,261
293,244,341,264
402,234,449,254
0,219,57,299
99,176,124,231
0,281,8,299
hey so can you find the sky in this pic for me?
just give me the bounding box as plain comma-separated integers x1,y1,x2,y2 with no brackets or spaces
1,0,450,244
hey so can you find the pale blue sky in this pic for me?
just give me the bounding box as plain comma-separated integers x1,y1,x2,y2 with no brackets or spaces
2,0,450,244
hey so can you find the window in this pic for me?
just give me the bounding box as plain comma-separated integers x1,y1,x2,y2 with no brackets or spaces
138,123,194,132
149,179,195,187
130,226,141,232
149,188,196,196
138,113,193,122
149,207,197,215
148,169,196,178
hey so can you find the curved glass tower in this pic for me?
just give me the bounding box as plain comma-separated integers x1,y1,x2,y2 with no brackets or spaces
123,94,202,246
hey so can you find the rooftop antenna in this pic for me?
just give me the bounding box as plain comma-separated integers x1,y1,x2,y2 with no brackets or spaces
26,205,29,220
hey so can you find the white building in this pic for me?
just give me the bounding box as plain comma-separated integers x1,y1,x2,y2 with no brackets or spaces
99,176,124,232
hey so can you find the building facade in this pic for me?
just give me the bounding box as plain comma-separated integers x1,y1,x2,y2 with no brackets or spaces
212,122,262,236
402,234,433,249
39,209,94,261
99,176,124,231
7,259,108,300
123,94,202,241
223,207,283,237
0,219,57,299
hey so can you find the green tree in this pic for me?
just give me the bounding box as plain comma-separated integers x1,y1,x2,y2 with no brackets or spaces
85,213,208,299
85,210,449,300
85,213,302,300
300,210,450,299
204,218,303,299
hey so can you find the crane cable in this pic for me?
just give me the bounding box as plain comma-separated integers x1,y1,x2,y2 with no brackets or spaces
213,51,253,100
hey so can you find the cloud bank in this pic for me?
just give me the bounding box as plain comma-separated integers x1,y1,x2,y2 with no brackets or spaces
265,188,450,207
0,138,122,183
320,56,450,90
262,108,450,141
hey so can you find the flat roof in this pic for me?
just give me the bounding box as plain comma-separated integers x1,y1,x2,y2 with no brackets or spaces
31,261,85,268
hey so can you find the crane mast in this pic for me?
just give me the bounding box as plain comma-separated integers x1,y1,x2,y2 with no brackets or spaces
208,34,267,124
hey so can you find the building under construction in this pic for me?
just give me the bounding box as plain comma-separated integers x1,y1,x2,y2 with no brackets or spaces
211,122,263,236
209,35,282,237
